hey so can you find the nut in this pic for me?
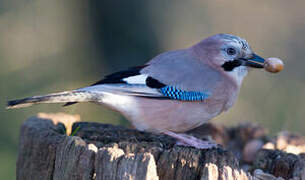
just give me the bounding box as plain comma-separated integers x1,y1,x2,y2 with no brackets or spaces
264,57,284,73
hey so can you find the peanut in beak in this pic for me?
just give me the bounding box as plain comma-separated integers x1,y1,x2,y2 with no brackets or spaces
264,57,284,73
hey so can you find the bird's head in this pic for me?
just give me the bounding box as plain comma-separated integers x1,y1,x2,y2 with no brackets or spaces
193,34,265,85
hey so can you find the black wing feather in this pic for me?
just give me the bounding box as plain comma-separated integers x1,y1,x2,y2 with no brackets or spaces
91,65,147,86
145,77,166,88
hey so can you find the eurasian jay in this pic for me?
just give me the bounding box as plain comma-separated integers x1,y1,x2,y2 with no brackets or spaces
7,34,267,149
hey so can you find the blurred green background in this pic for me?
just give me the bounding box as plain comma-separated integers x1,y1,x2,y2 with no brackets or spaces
1,0,305,179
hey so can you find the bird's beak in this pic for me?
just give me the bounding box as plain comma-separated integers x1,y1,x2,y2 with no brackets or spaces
241,54,265,68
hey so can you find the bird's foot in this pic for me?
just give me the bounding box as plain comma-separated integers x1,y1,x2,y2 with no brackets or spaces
163,131,218,149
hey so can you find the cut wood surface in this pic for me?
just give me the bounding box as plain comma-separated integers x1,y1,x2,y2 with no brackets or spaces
17,113,305,180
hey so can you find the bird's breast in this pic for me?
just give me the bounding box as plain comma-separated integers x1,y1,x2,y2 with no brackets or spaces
100,93,227,133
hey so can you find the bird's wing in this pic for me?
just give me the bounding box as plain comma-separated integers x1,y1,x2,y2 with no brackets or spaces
86,76,211,101
65,48,221,107
141,49,222,92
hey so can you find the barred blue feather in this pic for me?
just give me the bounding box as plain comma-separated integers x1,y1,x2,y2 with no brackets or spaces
159,86,210,101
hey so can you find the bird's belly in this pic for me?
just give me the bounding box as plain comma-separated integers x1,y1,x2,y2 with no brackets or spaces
100,93,225,133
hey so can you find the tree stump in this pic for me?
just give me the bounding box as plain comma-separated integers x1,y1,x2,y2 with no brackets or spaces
17,113,305,180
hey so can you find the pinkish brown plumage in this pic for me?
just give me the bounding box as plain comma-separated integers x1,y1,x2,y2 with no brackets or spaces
7,34,268,149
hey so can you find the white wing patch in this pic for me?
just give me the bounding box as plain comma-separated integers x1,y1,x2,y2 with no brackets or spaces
123,74,148,84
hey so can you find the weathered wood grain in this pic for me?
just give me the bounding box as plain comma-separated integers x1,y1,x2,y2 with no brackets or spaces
16,113,305,180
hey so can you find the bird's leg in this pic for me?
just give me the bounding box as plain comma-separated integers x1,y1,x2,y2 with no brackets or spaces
163,131,218,149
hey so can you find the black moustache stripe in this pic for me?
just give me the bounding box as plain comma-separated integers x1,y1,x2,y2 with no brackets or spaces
221,60,242,71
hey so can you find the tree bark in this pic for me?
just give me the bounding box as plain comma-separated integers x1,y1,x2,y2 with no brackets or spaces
16,113,305,180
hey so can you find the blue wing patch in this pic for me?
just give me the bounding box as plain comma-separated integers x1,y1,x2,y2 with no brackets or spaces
159,86,210,101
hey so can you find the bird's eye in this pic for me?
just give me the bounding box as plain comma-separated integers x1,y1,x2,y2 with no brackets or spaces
226,48,236,56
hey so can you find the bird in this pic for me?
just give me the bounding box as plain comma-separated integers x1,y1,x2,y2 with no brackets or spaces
7,34,266,149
